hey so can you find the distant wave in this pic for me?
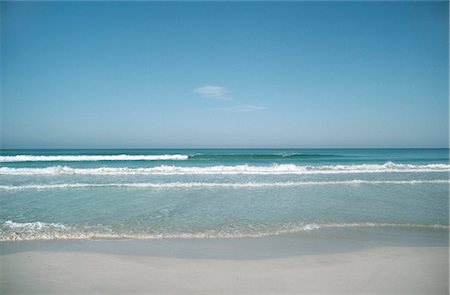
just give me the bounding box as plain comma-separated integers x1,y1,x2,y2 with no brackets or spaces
1,179,448,190
0,154,189,162
1,162,449,175
1,220,448,241
189,153,338,160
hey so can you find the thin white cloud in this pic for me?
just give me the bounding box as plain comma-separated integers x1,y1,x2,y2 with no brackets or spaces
194,85,230,99
214,104,266,112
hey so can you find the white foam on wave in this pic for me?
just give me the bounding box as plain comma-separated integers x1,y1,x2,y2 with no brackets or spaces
0,179,448,190
1,220,72,241
0,162,449,175
1,220,448,241
0,154,188,162
3,220,66,230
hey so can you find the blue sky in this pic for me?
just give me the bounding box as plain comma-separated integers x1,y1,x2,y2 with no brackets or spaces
1,1,448,148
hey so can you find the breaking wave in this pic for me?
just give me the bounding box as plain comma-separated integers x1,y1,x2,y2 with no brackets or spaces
0,179,448,190
1,220,448,241
1,162,449,175
0,154,189,162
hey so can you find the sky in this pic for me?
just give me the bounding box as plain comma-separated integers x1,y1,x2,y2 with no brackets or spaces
1,1,448,149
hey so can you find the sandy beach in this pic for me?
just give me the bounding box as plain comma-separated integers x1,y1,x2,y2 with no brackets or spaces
1,235,448,294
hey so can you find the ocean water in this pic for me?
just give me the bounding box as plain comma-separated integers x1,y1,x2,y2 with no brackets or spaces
0,149,448,241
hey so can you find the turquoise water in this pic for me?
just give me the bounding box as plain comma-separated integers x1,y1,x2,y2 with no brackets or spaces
0,149,448,240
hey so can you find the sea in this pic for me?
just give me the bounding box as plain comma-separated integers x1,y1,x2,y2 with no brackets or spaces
0,149,449,242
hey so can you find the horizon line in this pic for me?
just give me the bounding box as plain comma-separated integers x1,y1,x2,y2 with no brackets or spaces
1,147,449,150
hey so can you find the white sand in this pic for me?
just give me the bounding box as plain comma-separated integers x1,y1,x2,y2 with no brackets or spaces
1,246,448,294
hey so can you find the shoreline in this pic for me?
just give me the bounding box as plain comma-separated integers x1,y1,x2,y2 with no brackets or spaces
2,226,448,255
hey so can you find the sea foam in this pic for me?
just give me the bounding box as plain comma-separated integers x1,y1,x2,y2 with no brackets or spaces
1,220,448,241
0,154,188,162
0,179,448,190
1,162,449,175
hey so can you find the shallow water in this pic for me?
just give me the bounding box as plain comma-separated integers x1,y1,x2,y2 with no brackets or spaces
1,149,448,240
